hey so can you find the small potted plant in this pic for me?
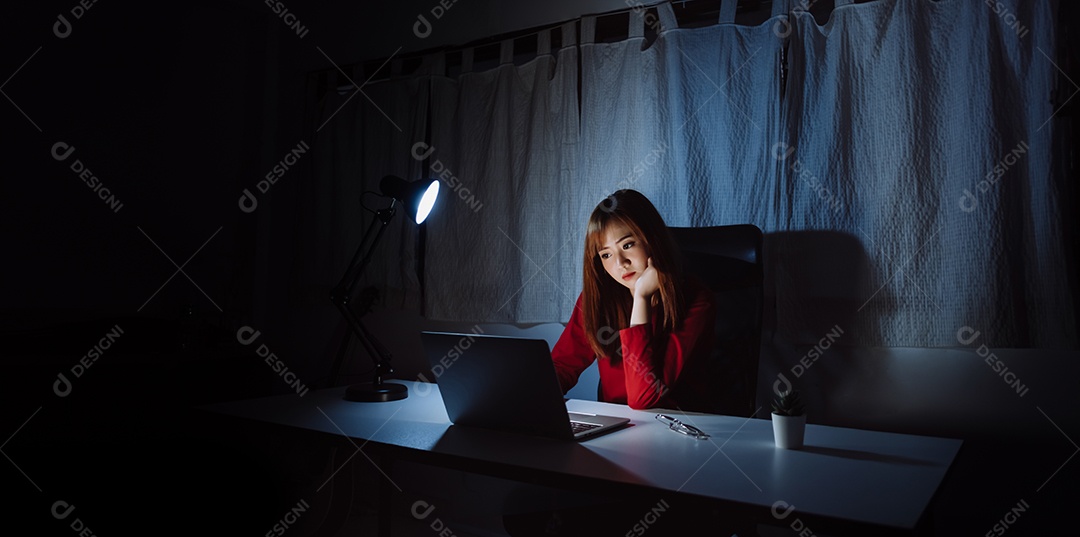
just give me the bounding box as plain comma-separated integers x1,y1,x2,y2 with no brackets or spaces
771,389,806,449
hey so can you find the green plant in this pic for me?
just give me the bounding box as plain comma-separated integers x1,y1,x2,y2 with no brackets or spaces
772,389,805,417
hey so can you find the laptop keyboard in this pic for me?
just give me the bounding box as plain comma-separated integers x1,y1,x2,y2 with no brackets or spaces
570,421,602,435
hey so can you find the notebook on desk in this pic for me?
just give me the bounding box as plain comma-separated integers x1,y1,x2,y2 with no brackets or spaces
419,331,630,441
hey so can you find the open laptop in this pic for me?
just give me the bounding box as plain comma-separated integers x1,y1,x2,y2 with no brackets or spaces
420,331,630,441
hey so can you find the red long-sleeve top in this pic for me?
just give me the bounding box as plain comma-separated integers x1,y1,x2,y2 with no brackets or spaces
551,278,717,410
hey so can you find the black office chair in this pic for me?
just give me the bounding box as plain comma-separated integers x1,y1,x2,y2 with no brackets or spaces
668,224,764,417
597,225,764,416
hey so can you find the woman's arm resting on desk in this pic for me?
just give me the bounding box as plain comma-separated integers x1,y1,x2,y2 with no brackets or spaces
619,287,716,410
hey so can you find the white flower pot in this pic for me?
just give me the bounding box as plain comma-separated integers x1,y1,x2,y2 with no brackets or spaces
772,413,806,449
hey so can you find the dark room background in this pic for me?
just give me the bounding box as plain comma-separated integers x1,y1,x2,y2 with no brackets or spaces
2,0,1077,535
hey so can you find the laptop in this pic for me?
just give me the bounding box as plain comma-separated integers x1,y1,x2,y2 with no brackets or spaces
419,331,630,441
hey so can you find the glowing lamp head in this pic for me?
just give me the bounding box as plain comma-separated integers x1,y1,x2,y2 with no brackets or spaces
380,175,440,225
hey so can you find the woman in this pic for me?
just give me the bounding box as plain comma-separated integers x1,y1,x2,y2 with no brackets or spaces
504,190,721,536
551,189,717,412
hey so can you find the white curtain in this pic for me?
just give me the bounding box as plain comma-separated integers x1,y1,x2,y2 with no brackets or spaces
424,23,582,322
578,3,785,230
307,0,1074,349
773,0,1071,347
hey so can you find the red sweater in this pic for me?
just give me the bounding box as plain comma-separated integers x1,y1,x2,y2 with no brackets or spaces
551,279,717,410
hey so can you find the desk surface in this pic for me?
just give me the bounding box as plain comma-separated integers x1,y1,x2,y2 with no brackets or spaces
205,380,961,532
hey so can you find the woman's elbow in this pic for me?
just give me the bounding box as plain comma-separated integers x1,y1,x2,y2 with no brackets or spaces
627,395,661,410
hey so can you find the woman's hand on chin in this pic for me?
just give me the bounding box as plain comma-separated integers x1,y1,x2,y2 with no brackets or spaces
633,257,660,300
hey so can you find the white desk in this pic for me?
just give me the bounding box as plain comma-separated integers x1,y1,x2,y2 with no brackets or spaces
205,380,961,535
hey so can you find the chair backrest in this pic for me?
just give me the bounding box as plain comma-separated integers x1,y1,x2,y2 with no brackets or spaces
669,225,764,417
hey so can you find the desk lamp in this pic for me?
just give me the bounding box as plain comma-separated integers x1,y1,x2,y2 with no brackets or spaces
328,175,439,401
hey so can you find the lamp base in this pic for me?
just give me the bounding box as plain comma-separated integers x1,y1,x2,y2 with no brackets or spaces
344,381,408,402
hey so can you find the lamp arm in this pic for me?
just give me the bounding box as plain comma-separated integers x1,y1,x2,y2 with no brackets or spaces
330,292,392,384
327,203,397,388
332,202,396,299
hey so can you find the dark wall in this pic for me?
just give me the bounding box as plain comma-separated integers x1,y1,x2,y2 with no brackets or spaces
1,1,307,534
4,1,272,324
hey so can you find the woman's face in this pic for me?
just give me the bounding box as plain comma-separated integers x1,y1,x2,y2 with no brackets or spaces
597,221,649,292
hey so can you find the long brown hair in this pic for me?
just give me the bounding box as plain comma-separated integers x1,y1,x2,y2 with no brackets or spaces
582,190,685,362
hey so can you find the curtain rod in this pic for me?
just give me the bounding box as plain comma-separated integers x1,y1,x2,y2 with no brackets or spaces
310,0,777,82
